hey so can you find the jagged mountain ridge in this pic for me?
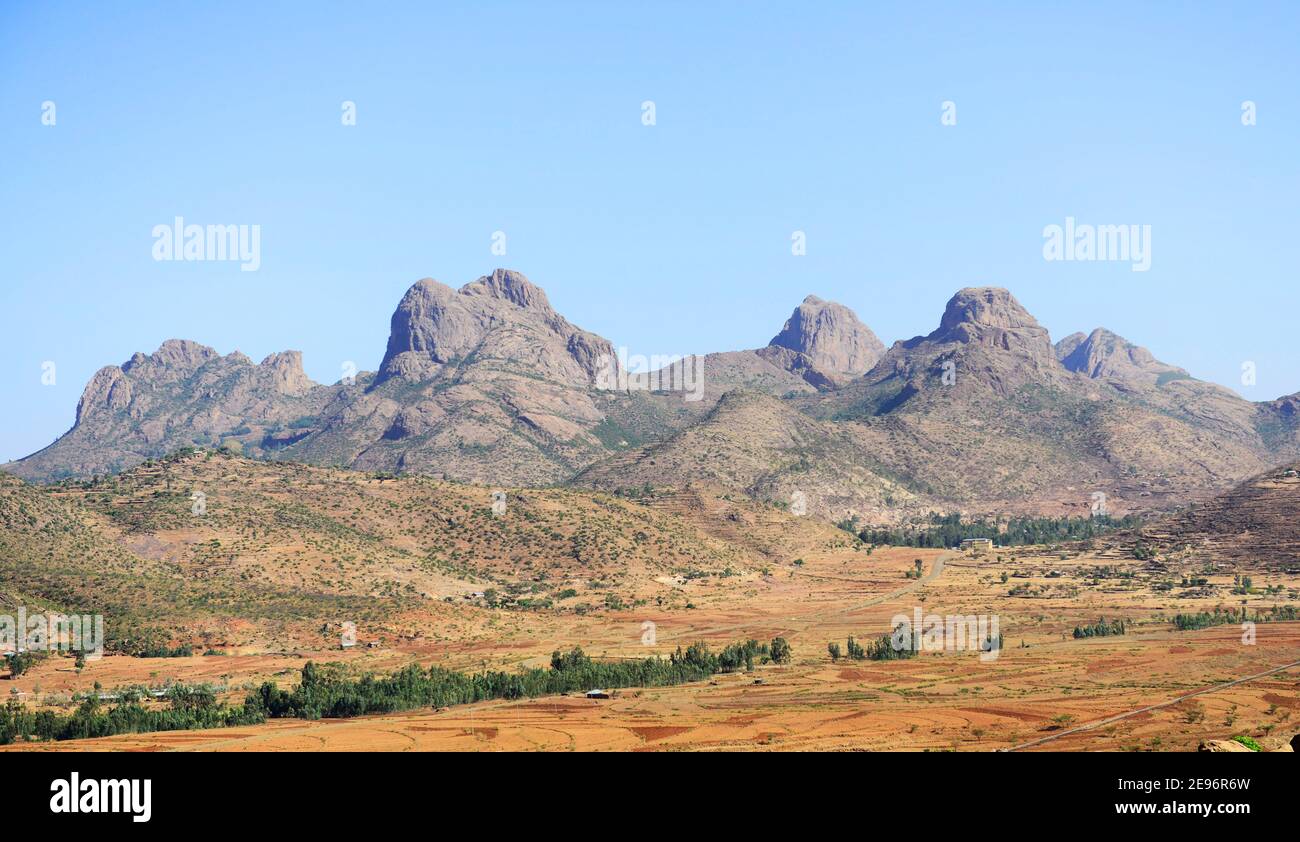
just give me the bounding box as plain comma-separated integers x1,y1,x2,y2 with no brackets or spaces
583,287,1300,520
7,272,1300,523
11,340,337,480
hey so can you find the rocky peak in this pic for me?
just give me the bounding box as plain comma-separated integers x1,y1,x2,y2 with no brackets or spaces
936,287,1041,334
259,350,314,396
122,339,219,377
1054,331,1088,361
765,295,885,382
1057,328,1187,385
377,279,467,381
75,366,132,424
376,270,613,385
928,287,1055,363
460,268,555,315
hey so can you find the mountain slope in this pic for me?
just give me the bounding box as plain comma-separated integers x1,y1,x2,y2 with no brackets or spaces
1055,328,1189,386
7,272,888,488
7,271,704,487
1139,462,1300,570
279,270,706,484
572,389,939,522
2,450,852,649
601,287,1285,520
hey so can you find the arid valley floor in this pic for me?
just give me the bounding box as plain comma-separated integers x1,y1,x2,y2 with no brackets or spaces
5,454,1297,752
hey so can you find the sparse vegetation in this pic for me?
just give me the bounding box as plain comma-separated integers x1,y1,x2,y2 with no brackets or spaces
1231,734,1262,752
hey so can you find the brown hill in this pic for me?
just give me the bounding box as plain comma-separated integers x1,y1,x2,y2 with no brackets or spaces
573,389,940,523
9,340,337,481
2,450,850,649
1141,463,1300,570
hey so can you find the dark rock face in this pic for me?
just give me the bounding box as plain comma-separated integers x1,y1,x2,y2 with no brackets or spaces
1269,394,1300,417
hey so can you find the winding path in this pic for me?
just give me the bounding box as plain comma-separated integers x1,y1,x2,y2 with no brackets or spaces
853,550,951,610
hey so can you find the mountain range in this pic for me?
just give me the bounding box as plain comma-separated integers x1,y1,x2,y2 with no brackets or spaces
9,269,1300,523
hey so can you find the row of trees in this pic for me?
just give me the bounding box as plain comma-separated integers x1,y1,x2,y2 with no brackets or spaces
1172,604,1300,631
856,513,1141,548
252,638,792,721
2,637,797,742
0,684,264,745
830,628,918,662
1072,617,1127,638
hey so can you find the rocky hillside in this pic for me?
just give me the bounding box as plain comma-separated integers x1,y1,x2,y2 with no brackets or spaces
1140,462,1300,570
6,271,693,487
1,451,848,649
599,287,1299,521
573,389,939,523
271,269,681,485
7,272,1300,523
1055,328,1190,386
4,271,888,488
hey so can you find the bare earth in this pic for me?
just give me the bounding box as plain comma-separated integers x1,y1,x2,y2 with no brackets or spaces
7,543,1298,752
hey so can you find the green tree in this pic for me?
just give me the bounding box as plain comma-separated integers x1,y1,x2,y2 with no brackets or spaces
5,653,37,679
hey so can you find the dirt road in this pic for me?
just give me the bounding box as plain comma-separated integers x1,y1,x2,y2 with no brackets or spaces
1005,655,1300,751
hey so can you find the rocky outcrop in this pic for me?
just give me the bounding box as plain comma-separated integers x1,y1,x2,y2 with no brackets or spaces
672,295,886,397
837,287,1063,413
122,339,220,380
1056,328,1189,386
763,295,884,386
377,269,612,387
930,287,1057,365
259,351,314,396
9,340,332,481
75,367,134,425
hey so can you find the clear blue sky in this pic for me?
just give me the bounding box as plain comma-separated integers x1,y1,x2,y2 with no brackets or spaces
3,1,1298,462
